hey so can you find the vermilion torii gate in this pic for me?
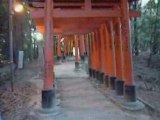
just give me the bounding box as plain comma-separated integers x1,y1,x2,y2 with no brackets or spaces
28,0,140,110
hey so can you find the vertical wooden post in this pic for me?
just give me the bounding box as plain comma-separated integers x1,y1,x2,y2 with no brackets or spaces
42,0,54,108
100,24,109,87
91,32,96,78
103,22,116,89
74,35,79,70
70,38,73,56
63,36,67,60
79,35,85,62
108,20,117,90
66,37,70,57
94,30,101,82
121,0,136,101
114,18,125,95
98,26,104,84
84,34,88,56
88,33,93,77
57,35,61,62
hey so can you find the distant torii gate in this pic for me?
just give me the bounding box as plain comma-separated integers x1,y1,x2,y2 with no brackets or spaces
28,0,140,110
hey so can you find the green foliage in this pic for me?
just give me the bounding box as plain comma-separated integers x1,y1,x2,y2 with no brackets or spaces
0,1,9,67
132,0,160,54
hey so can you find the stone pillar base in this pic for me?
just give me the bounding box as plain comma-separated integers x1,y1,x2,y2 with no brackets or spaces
95,71,99,80
57,56,61,64
124,85,136,102
116,80,124,96
70,52,73,57
89,68,92,77
42,89,55,109
80,55,85,62
75,62,80,70
92,69,96,79
104,75,109,88
99,72,104,84
110,77,116,90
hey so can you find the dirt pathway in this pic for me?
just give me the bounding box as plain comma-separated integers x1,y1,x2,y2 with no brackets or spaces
52,62,152,120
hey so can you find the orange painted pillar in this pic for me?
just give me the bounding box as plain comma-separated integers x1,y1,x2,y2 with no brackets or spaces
98,26,103,83
121,0,136,101
88,33,93,77
114,18,125,95
91,32,96,78
79,35,85,62
99,25,106,85
103,22,116,89
84,34,89,56
66,37,70,57
57,35,61,62
99,24,109,87
42,0,54,108
70,38,74,56
108,20,117,90
94,30,101,82
63,36,67,60
74,35,80,70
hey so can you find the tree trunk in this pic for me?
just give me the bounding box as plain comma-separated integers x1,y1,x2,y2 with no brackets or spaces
134,18,139,56
133,0,139,56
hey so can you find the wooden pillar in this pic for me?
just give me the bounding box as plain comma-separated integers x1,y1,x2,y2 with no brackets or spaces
57,35,61,61
91,32,96,78
103,22,116,89
99,25,104,84
66,37,70,57
79,35,85,61
100,24,109,87
74,35,79,70
84,34,89,56
121,0,136,101
114,18,125,95
94,30,101,82
63,36,67,60
108,20,117,90
88,33,93,77
70,38,73,56
42,0,54,109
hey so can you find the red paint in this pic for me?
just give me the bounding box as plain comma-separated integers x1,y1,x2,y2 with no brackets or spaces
44,0,54,90
121,0,135,85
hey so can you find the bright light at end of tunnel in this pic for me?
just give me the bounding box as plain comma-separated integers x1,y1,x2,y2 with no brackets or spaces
14,3,24,13
35,32,44,42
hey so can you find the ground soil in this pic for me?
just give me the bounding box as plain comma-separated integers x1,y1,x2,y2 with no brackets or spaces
134,53,160,113
0,61,40,120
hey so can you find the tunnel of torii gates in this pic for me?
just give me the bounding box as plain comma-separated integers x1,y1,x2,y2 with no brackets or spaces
28,0,140,109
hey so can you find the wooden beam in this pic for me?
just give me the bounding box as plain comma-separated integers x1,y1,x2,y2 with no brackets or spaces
31,8,140,18
31,9,120,18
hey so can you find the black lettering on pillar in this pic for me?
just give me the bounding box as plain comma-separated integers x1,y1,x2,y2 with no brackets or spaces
122,18,129,52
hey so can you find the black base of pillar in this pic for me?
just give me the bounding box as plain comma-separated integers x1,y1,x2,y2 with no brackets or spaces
104,75,109,88
70,52,73,56
80,55,85,61
110,76,116,90
57,56,61,61
89,68,92,77
66,53,69,56
63,56,66,60
92,69,96,78
125,85,136,102
75,62,79,69
99,72,104,84
116,80,124,96
95,71,99,80
42,89,55,109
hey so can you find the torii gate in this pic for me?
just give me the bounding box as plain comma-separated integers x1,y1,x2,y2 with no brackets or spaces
28,0,140,110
